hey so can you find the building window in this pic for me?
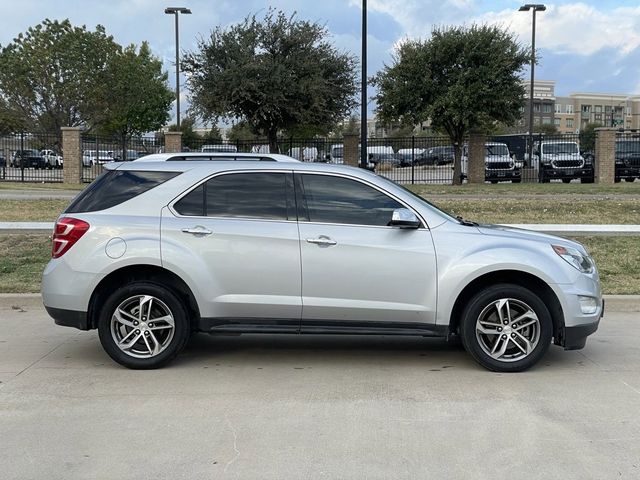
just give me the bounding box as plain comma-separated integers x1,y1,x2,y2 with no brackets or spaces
594,105,602,113
542,117,551,125
554,118,560,126
566,105,574,114
533,104,541,113
534,117,541,125
543,104,552,113
555,104,563,113
581,105,591,113
567,118,574,128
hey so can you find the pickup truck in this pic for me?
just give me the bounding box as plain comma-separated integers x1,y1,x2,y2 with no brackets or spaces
615,138,640,182
41,149,63,169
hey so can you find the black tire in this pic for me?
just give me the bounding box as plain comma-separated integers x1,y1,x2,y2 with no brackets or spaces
624,178,635,182
512,179,521,183
615,178,621,183
459,283,553,372
490,180,498,184
582,177,594,184
97,282,191,369
562,179,571,184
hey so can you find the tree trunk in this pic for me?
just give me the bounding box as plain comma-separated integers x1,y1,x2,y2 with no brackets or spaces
452,141,463,185
267,128,279,154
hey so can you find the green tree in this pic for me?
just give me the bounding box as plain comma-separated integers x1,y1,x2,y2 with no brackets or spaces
227,121,259,143
202,125,223,144
168,116,200,150
183,9,358,152
372,25,530,184
579,122,602,153
98,42,173,152
0,19,119,133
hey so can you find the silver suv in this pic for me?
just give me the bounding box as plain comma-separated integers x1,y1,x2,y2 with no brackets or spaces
42,162,603,371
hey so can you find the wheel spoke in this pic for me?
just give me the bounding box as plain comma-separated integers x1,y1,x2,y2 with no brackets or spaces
490,336,510,359
150,314,174,327
511,309,537,325
116,308,138,324
513,331,533,355
148,331,162,356
119,331,142,351
477,324,500,335
513,319,537,331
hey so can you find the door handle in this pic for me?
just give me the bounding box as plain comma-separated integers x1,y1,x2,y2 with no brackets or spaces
306,236,337,246
181,226,213,236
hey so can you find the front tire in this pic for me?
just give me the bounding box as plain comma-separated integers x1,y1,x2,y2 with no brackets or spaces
459,284,553,372
98,282,191,369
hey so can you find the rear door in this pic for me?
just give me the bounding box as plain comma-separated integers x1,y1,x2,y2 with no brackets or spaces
295,172,437,326
161,170,302,322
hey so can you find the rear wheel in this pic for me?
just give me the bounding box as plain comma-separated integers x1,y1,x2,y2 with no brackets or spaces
624,178,635,182
562,178,571,184
97,282,191,369
512,179,521,184
459,284,553,372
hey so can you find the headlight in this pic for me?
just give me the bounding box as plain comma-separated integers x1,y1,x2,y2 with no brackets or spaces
552,244,595,274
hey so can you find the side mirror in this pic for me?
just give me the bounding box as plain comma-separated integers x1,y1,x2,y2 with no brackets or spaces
389,208,421,229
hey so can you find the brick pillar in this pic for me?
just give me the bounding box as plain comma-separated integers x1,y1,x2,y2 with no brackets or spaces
595,128,616,184
164,131,182,153
62,127,82,184
343,134,359,167
468,133,486,184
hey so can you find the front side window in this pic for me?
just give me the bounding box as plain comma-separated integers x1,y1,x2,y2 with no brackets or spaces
174,172,291,220
300,174,403,227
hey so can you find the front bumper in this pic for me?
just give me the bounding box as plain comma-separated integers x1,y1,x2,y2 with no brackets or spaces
485,169,521,181
542,166,594,179
615,166,639,179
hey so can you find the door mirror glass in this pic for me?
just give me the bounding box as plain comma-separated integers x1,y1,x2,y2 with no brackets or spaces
389,208,420,229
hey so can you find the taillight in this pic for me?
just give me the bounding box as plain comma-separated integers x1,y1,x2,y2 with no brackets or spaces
52,217,90,258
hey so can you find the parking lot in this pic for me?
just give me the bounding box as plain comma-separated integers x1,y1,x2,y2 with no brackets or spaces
1,296,639,479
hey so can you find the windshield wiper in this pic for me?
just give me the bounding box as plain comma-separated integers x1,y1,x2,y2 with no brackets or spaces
456,215,479,227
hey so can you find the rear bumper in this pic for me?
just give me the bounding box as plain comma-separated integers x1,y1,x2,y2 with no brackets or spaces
45,306,90,330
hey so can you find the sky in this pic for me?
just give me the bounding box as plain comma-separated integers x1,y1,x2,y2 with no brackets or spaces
1,0,640,123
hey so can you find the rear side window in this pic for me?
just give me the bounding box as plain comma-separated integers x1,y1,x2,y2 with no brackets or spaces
174,172,292,220
65,170,180,213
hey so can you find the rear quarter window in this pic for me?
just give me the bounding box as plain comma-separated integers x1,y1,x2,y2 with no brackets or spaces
65,170,180,213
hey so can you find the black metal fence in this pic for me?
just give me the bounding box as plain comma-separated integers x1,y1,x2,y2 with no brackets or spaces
615,131,640,182
0,132,64,182
80,133,164,182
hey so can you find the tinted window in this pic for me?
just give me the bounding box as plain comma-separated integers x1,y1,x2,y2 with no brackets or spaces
174,184,205,216
300,174,402,226
174,172,290,220
65,170,179,213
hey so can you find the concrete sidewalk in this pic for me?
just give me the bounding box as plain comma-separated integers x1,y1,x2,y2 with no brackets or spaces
1,302,639,479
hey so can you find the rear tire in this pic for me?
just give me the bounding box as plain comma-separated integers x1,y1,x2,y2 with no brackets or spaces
624,178,635,182
562,179,571,184
97,282,191,369
459,284,553,372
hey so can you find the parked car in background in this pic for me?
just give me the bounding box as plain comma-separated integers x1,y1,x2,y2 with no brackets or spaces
614,137,640,182
368,152,402,168
42,161,603,372
424,146,455,165
41,149,63,169
328,144,344,164
534,141,594,183
251,144,271,154
462,142,521,184
201,144,238,153
396,148,430,166
113,150,140,162
83,150,114,167
288,147,319,162
11,149,46,169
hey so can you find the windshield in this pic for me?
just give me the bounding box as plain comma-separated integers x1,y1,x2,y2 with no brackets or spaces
616,141,640,154
485,145,509,156
543,143,578,154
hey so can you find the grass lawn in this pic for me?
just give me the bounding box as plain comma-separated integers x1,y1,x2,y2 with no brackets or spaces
432,199,640,224
408,182,640,196
0,199,69,221
0,182,85,191
1,234,637,294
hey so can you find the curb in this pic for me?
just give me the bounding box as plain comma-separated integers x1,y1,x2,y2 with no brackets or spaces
1,293,638,312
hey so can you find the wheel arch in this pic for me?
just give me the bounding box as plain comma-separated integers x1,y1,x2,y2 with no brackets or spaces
88,264,200,330
448,269,565,343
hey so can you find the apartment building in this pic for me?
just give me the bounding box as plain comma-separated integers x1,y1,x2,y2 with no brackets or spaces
523,80,640,134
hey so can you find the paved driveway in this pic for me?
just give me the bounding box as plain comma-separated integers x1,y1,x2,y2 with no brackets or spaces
1,299,639,479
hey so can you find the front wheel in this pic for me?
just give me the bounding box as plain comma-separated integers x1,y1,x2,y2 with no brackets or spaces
97,282,191,369
562,178,571,184
459,284,553,372
624,178,635,182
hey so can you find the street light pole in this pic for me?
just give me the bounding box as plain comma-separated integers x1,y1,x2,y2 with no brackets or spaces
519,4,545,165
165,7,192,129
360,0,368,169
